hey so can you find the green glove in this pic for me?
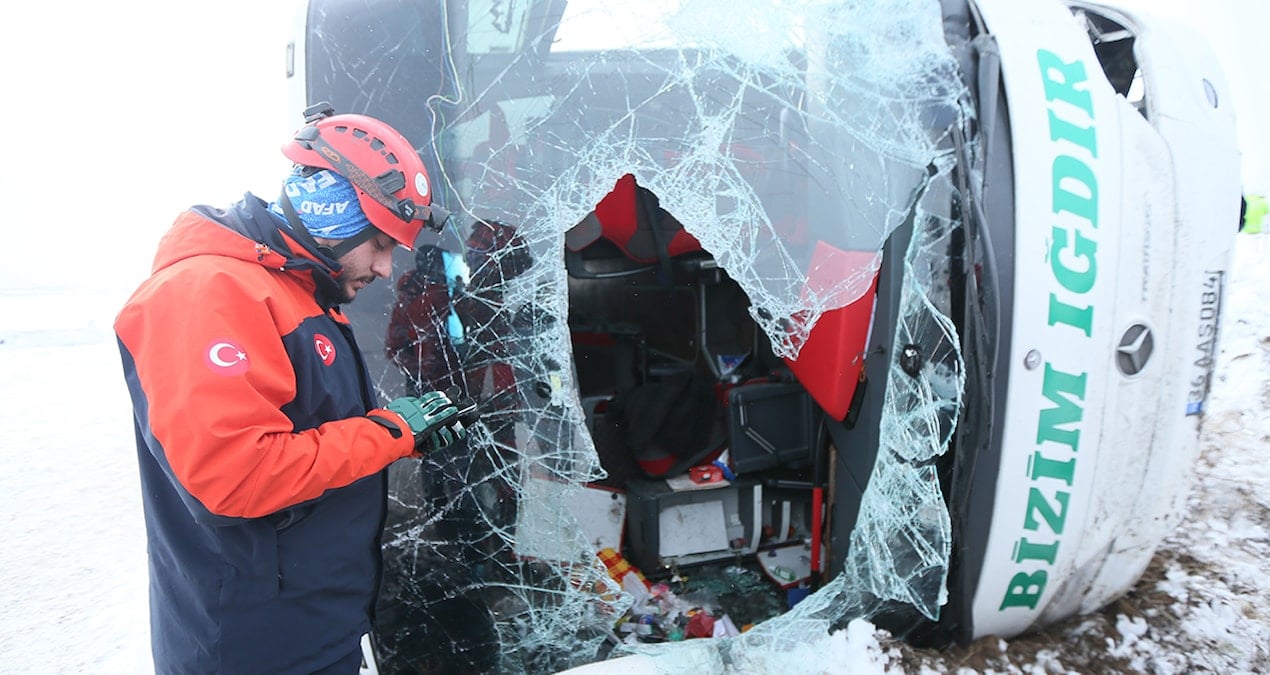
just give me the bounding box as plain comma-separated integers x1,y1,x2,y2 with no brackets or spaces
381,391,467,453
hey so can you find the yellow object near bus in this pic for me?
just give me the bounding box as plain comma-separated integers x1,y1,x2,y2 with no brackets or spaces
1245,193,1267,234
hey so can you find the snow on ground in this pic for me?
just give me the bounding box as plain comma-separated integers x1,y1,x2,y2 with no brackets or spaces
0,288,152,672
1,234,1267,673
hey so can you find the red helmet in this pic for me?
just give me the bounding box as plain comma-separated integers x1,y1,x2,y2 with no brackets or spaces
281,103,447,247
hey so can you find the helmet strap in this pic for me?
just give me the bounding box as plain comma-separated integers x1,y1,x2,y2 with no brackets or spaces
277,188,340,262
326,227,379,259
277,189,383,263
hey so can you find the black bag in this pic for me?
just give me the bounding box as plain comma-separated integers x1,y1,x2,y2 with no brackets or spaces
606,372,723,478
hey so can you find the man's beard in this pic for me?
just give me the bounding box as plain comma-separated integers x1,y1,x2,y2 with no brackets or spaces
334,269,371,304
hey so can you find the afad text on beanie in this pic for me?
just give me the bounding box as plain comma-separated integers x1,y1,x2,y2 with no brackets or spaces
271,167,373,240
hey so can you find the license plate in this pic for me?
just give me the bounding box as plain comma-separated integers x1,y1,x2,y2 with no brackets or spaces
1185,270,1224,415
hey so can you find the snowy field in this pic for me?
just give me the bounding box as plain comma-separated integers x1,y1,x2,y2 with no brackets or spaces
0,287,152,672
1,233,1267,673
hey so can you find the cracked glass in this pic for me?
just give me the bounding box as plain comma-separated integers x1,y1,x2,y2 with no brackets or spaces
304,0,975,671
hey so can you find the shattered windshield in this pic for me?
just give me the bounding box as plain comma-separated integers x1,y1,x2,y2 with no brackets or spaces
304,0,973,670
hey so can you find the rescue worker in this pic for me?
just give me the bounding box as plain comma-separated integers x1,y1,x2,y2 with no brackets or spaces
115,105,469,674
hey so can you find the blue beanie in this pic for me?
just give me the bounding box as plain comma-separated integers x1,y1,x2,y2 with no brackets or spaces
271,167,373,240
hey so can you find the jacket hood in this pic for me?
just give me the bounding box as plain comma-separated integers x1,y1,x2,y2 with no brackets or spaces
151,193,347,307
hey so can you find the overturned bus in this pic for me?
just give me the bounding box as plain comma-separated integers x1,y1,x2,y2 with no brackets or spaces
282,0,1240,671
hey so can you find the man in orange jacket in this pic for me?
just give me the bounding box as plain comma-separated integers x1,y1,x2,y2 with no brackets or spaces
115,105,468,674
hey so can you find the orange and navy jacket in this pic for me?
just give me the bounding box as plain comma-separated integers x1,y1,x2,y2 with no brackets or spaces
114,194,417,674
